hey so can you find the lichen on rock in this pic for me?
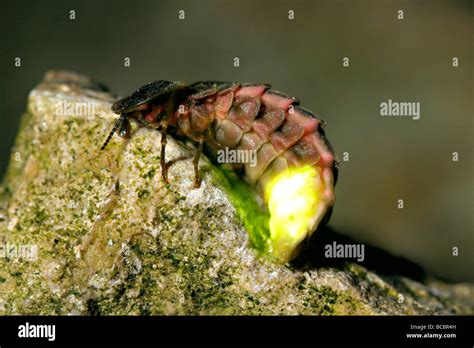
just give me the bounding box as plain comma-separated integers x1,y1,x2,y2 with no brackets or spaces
0,71,472,315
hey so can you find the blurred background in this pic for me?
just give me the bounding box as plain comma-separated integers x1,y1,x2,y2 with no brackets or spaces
0,0,472,282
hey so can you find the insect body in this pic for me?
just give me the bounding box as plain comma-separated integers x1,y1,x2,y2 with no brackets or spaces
102,81,338,263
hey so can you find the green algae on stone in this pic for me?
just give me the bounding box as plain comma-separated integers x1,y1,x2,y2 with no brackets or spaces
207,165,271,254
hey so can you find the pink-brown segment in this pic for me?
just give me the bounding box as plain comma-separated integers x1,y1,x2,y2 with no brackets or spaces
176,83,337,216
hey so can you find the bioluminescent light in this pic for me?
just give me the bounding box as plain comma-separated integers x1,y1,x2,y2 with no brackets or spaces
265,165,326,263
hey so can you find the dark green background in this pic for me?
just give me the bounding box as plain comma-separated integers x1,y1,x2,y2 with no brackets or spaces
0,0,472,281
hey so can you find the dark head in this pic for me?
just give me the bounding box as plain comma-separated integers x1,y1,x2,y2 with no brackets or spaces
101,80,183,151
112,80,182,114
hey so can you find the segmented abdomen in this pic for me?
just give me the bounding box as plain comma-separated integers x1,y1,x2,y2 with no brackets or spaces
179,83,337,205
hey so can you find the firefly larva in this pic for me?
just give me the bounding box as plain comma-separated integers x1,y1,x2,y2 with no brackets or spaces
101,81,338,263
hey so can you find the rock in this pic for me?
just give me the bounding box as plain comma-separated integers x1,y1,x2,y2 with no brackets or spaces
0,71,473,315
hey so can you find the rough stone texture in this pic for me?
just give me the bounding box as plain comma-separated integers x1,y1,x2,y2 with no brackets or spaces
0,71,473,315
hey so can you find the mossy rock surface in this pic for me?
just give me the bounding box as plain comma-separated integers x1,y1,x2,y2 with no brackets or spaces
0,71,473,315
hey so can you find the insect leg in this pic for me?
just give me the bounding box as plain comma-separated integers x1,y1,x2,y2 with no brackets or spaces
192,138,204,188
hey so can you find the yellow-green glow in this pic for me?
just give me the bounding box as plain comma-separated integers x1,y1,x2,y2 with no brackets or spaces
265,165,322,263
